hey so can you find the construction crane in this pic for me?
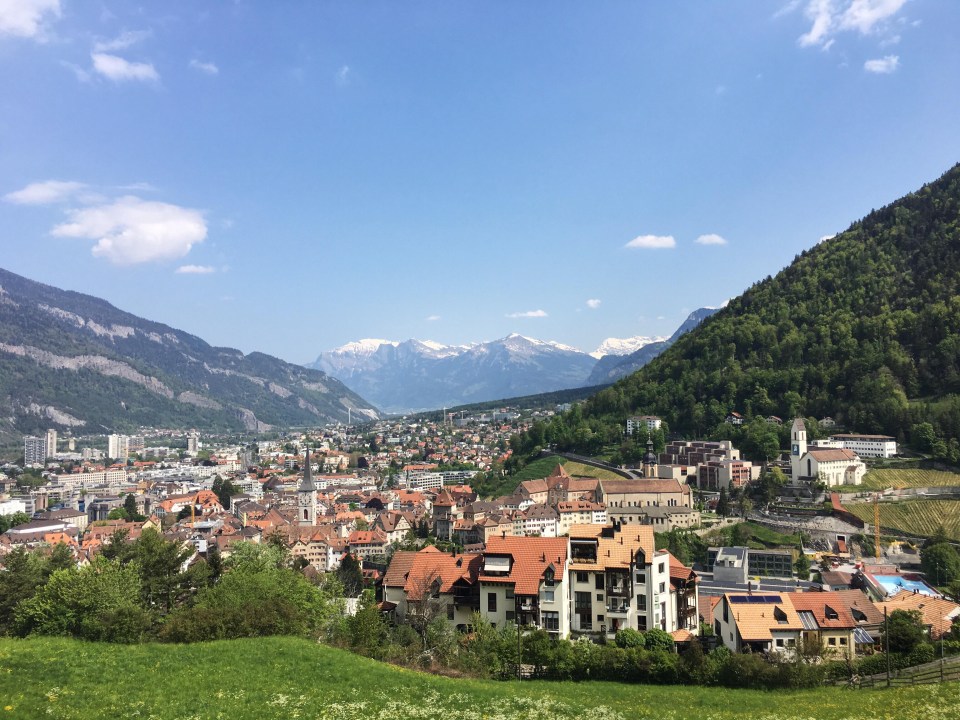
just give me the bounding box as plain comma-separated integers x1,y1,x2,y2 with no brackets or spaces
874,493,881,560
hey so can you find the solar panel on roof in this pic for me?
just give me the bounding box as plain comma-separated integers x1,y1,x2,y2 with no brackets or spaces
729,595,782,604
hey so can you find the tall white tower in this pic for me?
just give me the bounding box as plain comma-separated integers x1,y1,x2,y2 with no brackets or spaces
790,417,807,481
298,447,317,527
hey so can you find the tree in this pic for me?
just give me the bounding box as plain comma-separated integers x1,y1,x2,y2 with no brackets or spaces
0,511,30,534
882,609,926,654
731,522,751,547
160,559,339,642
134,529,196,614
335,553,364,597
123,494,145,521
212,476,240,510
794,553,811,578
14,556,150,643
716,487,730,517
920,543,960,586
347,589,387,656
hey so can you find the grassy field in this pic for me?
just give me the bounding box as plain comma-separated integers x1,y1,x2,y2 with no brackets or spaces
510,455,622,483
855,468,960,490
1,636,958,720
844,499,960,541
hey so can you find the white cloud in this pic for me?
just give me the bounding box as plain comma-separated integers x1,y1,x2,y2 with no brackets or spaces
798,0,836,47
0,0,60,39
61,61,92,83
189,59,219,76
4,180,86,205
336,65,351,85
797,0,908,48
426,314,441,321
625,234,675,249
819,233,837,244
506,309,547,318
93,29,151,53
175,264,216,275
91,52,159,82
840,0,907,35
864,54,899,73
586,299,601,310
52,196,207,265
695,233,728,246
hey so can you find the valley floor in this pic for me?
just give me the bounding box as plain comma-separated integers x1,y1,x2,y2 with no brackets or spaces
1,637,958,720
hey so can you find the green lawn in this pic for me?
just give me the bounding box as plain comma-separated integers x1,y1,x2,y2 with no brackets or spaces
1,637,957,720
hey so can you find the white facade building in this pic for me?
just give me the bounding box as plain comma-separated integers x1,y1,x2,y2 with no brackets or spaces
828,434,898,458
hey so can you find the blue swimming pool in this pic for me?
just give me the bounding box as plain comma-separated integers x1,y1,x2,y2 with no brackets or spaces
872,574,938,597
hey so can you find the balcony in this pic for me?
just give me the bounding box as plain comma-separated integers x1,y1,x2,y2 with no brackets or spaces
606,602,630,615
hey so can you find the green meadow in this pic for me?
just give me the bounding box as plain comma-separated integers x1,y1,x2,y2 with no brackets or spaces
1,637,958,720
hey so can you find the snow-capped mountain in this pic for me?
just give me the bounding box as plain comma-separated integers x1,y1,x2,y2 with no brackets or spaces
308,333,596,414
585,307,721,385
590,336,668,359
309,309,720,414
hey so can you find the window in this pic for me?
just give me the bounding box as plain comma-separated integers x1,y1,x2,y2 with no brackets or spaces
828,637,837,646
638,595,647,611
577,571,588,584
575,591,591,609
636,572,645,584
658,562,665,574
447,605,454,620
505,611,515,621
488,593,497,612
543,611,559,631
544,589,555,603
776,639,784,648
595,574,604,590
839,637,848,646
658,582,666,594
597,614,604,622
505,588,514,600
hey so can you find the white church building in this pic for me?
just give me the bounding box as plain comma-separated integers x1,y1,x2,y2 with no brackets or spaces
789,418,866,487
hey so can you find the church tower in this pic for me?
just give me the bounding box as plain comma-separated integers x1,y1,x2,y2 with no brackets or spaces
298,446,317,527
642,436,659,479
790,417,807,482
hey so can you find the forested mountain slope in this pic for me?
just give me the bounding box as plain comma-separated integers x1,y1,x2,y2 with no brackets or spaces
0,268,379,437
534,163,960,459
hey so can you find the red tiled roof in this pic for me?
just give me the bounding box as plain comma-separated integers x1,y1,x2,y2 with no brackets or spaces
480,535,568,595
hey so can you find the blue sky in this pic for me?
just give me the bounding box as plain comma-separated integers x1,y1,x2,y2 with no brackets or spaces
3,1,959,364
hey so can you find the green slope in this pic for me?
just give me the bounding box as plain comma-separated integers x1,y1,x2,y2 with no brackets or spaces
579,163,960,451
0,636,956,720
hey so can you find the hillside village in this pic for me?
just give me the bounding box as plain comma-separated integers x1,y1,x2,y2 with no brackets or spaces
3,409,958,671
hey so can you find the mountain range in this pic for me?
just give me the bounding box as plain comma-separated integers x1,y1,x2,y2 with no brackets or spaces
308,311,716,414
0,267,379,440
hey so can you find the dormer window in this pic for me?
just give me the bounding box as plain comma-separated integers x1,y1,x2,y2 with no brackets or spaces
825,605,839,620
774,606,788,624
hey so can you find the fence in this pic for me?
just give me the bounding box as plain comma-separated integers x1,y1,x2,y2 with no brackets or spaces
848,654,960,688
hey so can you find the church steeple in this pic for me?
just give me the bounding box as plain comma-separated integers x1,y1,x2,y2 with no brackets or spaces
298,446,317,526
642,436,658,479
298,446,316,493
